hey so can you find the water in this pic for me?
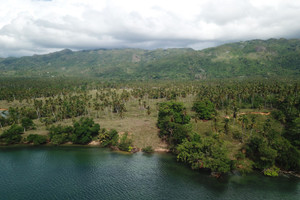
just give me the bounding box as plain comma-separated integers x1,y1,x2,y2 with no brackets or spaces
0,147,299,200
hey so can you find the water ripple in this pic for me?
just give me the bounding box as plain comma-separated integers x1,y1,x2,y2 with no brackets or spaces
0,147,299,200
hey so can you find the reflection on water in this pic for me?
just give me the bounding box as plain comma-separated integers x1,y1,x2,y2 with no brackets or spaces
0,146,299,200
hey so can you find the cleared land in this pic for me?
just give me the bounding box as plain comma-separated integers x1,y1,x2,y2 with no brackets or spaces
0,90,279,156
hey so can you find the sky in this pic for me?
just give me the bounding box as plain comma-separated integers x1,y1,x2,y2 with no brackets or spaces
0,0,300,57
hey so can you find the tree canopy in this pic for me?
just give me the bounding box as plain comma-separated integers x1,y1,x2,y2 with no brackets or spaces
192,100,216,120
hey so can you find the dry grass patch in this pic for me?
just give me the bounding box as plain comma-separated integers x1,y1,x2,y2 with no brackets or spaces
94,116,162,149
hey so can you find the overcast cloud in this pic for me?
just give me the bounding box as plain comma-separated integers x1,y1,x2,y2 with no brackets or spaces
0,0,300,57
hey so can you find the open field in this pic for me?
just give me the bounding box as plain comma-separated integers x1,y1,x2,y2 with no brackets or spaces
0,89,280,156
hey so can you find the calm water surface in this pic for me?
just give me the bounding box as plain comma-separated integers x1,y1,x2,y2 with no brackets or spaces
0,147,299,200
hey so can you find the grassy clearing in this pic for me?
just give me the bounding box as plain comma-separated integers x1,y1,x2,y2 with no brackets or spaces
0,89,280,155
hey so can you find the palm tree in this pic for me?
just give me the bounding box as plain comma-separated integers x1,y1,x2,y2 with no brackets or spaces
238,115,248,142
224,118,230,135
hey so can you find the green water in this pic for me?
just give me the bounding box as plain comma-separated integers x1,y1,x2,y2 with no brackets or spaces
0,147,299,200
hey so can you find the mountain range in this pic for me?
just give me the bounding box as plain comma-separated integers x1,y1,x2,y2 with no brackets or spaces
1,38,300,80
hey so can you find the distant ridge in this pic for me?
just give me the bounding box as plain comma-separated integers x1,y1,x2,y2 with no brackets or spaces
0,38,299,80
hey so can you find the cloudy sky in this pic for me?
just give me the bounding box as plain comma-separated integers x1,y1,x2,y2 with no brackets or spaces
0,0,300,57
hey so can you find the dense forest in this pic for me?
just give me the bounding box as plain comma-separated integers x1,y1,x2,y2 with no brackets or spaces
0,77,299,177
0,38,300,79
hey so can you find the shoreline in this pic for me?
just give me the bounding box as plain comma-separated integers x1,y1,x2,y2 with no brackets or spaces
1,143,299,178
280,171,300,179
0,141,170,153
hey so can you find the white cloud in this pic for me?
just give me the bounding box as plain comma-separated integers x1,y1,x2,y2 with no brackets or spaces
0,0,300,57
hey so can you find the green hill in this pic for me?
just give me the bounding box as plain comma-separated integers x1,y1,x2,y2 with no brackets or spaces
1,38,300,79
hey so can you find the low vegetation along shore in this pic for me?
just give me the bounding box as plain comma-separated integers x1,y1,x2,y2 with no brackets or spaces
0,78,299,177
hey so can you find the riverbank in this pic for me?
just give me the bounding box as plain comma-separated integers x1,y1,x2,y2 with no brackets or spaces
1,142,299,179
280,171,300,179
0,140,170,153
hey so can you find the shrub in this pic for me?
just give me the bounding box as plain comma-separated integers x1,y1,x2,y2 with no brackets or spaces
21,117,35,131
118,132,132,151
246,135,277,169
271,110,286,123
51,133,69,145
142,146,154,153
0,124,23,144
99,129,119,147
177,136,231,173
49,124,73,145
27,134,48,145
71,117,100,144
264,166,280,177
232,131,242,141
128,146,133,152
192,100,216,120
157,102,191,145
235,151,246,160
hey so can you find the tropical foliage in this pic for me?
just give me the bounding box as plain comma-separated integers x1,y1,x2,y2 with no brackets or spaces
1,39,300,79
0,125,23,144
26,134,48,145
0,75,299,176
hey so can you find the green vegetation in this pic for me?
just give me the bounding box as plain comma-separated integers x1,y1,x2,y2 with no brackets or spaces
157,102,191,148
99,129,119,147
284,117,300,148
157,102,231,174
0,124,23,144
49,118,100,145
192,100,216,120
98,129,134,151
21,117,35,132
177,135,232,173
1,39,300,79
153,79,300,176
142,146,154,153
264,166,280,177
49,125,73,145
0,74,299,177
26,134,48,145
71,118,100,144
118,132,133,151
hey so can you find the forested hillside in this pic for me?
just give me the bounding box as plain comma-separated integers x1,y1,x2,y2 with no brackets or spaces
0,38,300,79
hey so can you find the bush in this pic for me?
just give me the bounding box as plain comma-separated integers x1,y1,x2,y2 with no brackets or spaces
118,132,132,151
235,159,254,174
51,133,69,145
272,137,300,171
27,134,48,145
142,146,154,153
71,117,100,144
264,166,280,177
246,135,277,169
284,117,300,148
48,118,100,145
232,131,242,141
49,124,73,145
0,124,23,144
99,129,119,147
235,151,246,160
177,136,232,173
192,100,216,120
157,102,191,145
21,117,35,131
271,110,286,123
